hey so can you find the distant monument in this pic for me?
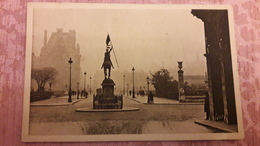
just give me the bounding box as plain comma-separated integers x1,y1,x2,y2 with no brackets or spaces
93,34,122,109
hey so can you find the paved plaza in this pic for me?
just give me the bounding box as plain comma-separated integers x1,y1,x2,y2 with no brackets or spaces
28,94,237,135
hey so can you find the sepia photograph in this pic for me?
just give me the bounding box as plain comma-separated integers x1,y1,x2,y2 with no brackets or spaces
22,3,244,142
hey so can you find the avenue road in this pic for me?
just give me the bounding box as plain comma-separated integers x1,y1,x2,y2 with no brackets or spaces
29,96,219,135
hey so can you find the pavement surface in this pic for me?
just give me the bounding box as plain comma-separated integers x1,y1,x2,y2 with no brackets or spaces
29,94,237,133
29,95,212,135
194,120,238,133
76,107,140,112
30,95,83,106
126,95,238,133
30,94,204,106
126,95,204,105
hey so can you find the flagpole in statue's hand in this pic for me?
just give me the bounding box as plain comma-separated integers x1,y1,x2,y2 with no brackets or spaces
111,43,119,68
106,34,119,68
109,45,113,52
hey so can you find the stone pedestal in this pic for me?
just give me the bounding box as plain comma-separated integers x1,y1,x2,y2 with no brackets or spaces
101,78,115,103
93,78,123,109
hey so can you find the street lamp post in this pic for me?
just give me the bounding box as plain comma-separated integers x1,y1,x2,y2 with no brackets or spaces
127,83,129,96
123,75,125,95
68,58,73,102
90,77,92,94
84,72,86,98
132,67,135,98
77,82,79,99
146,76,150,103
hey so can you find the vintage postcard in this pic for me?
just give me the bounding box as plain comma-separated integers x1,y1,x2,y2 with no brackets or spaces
22,3,244,142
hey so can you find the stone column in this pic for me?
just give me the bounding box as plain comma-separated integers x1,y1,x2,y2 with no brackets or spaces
177,62,185,101
191,10,237,124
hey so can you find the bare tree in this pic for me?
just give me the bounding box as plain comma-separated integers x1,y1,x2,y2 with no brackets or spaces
31,67,58,91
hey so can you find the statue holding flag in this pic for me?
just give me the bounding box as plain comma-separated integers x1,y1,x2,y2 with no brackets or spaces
92,34,123,109
101,34,117,79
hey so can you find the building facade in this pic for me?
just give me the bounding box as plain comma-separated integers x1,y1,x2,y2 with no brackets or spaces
32,29,81,93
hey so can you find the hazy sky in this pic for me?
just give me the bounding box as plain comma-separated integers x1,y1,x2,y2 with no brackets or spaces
32,5,206,82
